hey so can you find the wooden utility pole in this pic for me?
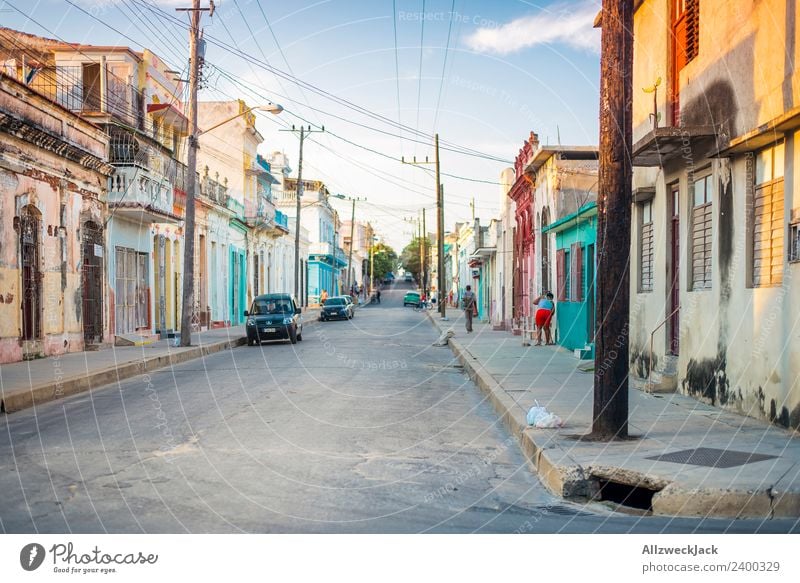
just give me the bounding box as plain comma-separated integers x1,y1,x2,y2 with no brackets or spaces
422,207,428,298
346,197,356,292
591,0,633,439
279,125,324,302
435,134,445,319
401,137,443,313
178,0,212,347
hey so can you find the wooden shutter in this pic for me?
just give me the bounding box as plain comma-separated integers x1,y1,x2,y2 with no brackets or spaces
640,218,654,291
753,180,784,286
571,242,583,302
556,249,566,301
686,0,699,62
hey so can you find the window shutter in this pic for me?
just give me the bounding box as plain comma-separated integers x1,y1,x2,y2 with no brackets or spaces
572,242,583,302
686,0,699,62
556,249,566,301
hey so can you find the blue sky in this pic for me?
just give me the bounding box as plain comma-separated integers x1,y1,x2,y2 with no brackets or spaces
1,0,602,249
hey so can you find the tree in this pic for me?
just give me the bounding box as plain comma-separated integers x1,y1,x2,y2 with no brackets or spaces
400,237,424,281
371,242,398,281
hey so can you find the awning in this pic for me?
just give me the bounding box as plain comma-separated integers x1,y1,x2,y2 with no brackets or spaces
713,105,800,156
632,126,718,167
147,103,188,136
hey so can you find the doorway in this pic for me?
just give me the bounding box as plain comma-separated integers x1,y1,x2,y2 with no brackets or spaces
667,185,680,354
81,221,104,344
20,206,42,342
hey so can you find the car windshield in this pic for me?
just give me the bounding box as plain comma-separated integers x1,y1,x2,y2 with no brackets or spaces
250,299,292,315
324,298,345,306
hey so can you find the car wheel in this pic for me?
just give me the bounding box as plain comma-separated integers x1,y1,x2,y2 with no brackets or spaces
297,329,303,341
248,337,255,346
289,326,298,344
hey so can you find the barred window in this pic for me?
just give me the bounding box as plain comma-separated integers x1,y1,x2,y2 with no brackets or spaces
691,174,713,290
752,141,785,286
640,200,654,292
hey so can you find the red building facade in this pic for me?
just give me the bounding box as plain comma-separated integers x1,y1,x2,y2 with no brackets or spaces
507,132,539,326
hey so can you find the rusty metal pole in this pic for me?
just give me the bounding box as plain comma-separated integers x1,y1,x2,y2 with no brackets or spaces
591,0,633,439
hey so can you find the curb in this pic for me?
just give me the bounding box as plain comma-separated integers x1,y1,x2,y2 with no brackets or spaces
425,312,800,519
0,336,247,414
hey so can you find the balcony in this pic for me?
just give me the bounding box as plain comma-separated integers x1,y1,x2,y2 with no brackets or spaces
108,166,180,224
27,65,144,130
226,196,245,219
309,242,348,268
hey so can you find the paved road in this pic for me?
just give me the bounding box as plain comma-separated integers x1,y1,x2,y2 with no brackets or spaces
0,281,795,533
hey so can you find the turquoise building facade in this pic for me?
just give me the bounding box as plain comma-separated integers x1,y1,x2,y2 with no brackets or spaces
542,202,597,359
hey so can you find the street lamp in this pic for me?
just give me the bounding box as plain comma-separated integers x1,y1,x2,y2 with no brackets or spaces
180,102,282,346
199,104,283,135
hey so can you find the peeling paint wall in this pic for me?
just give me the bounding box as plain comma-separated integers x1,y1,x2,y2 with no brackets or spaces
631,0,800,430
0,75,109,363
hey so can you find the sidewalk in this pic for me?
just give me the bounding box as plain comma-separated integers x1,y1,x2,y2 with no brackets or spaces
0,307,320,414
427,313,800,519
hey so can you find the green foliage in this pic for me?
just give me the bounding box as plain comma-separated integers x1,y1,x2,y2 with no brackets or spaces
400,236,431,282
370,242,398,280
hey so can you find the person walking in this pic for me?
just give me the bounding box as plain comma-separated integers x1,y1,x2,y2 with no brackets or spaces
320,289,328,305
376,289,381,304
462,285,476,333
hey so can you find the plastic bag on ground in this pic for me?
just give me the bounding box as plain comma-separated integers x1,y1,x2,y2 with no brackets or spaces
526,401,564,428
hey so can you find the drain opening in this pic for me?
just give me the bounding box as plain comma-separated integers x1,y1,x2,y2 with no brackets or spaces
595,478,660,511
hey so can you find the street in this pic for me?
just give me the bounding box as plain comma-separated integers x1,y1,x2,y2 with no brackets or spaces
0,281,795,533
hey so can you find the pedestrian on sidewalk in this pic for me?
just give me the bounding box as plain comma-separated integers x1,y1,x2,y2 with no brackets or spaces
462,285,475,333
533,292,555,345
376,289,381,304
320,289,328,305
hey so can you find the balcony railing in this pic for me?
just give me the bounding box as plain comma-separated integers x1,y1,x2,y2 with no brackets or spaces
108,166,174,215
27,65,144,130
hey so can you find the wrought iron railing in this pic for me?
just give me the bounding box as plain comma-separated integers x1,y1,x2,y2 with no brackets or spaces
26,65,144,129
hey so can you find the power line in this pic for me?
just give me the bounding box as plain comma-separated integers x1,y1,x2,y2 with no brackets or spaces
128,0,512,163
431,0,456,132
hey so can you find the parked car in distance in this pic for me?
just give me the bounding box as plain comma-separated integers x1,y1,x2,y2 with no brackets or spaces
404,274,413,282
320,297,354,321
245,293,303,345
403,291,421,307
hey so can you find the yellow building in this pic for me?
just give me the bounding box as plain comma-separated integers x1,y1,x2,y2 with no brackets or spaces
627,0,800,430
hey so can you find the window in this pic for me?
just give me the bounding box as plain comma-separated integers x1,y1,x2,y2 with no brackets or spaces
752,141,785,286
640,200,654,292
556,249,567,301
691,173,713,290
790,222,800,263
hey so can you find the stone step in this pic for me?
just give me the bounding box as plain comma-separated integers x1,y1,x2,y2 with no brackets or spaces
114,333,159,347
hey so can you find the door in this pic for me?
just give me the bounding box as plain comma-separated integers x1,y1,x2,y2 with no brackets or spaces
81,221,104,344
20,207,42,341
667,185,680,354
586,243,596,343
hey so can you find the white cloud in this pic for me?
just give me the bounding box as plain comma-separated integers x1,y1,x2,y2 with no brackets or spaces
465,2,600,55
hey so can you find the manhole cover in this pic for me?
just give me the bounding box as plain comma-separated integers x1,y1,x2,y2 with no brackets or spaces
646,447,778,469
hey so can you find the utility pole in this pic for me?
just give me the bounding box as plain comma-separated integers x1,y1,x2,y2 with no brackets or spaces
401,135,444,316
592,0,633,439
280,125,324,302
435,134,445,319
422,207,427,299
345,197,364,293
178,0,213,347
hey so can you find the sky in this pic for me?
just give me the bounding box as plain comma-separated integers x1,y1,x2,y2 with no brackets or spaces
1,0,603,251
